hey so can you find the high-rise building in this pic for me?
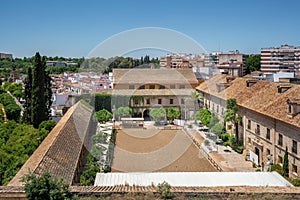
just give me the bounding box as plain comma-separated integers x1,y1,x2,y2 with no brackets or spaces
261,45,300,75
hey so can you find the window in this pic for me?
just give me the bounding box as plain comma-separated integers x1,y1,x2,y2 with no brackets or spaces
158,99,162,104
149,85,155,89
179,85,185,89
221,108,224,115
292,140,297,154
129,85,134,89
278,134,283,146
292,164,298,174
134,99,139,105
256,124,260,135
266,148,270,156
217,105,219,113
278,156,283,164
181,99,185,104
146,99,150,104
266,128,270,140
159,85,165,89
139,85,145,89
170,84,175,89
247,120,251,130
248,137,251,144
170,99,173,104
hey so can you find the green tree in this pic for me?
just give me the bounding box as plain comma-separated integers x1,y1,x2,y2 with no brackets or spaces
211,123,224,136
191,91,202,112
150,107,166,122
209,114,219,128
245,54,261,74
22,172,73,200
38,120,56,132
157,181,173,199
23,67,33,123
5,103,21,121
224,98,241,142
31,53,52,128
95,109,113,123
116,106,132,119
167,107,180,122
0,93,21,121
283,146,289,177
80,154,99,186
195,108,211,126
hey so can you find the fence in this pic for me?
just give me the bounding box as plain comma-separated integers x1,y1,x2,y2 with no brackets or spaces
183,128,223,172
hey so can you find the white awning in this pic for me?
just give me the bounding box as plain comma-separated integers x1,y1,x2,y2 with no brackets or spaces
94,172,292,187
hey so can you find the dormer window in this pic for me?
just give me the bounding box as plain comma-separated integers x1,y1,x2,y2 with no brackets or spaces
287,98,300,117
216,83,231,92
226,76,235,83
246,79,257,87
278,84,291,93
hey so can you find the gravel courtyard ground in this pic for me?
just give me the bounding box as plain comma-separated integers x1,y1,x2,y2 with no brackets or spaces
111,128,216,172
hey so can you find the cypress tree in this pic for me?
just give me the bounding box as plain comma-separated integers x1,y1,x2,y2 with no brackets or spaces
282,146,289,177
30,52,52,128
23,67,33,123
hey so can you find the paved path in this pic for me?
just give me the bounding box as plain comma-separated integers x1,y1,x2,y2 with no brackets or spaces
7,91,24,111
186,122,256,172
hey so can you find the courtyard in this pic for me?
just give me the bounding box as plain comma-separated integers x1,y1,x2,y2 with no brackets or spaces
111,127,217,172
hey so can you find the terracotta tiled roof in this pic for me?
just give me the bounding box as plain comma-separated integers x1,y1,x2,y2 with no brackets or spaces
112,89,194,96
113,68,198,85
197,74,300,128
8,102,93,186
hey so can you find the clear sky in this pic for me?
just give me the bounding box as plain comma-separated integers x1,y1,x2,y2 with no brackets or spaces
1,0,300,58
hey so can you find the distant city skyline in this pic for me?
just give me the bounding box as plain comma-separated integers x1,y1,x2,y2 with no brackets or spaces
1,0,300,58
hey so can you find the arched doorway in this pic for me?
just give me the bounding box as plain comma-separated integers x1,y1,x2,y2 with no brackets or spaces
143,109,150,121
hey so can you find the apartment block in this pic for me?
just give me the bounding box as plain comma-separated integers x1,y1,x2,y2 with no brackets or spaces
160,54,204,69
203,51,245,77
216,51,245,77
261,44,300,75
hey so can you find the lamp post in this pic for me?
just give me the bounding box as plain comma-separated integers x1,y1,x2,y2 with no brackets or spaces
267,154,273,172
112,105,116,128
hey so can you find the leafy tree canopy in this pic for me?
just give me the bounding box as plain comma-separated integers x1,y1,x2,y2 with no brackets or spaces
95,109,113,123
150,107,166,122
245,54,261,74
167,107,180,121
211,123,224,135
116,106,132,118
22,172,73,200
195,108,211,126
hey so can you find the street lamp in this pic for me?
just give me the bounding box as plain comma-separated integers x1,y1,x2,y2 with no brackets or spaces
112,105,116,128
267,154,273,172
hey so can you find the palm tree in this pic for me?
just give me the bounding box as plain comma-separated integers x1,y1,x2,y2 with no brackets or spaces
190,91,203,112
224,98,242,142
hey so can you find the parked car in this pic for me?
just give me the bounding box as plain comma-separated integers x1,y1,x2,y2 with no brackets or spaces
216,138,223,145
199,127,209,132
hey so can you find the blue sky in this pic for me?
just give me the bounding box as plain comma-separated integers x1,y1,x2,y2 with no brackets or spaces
1,0,300,58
